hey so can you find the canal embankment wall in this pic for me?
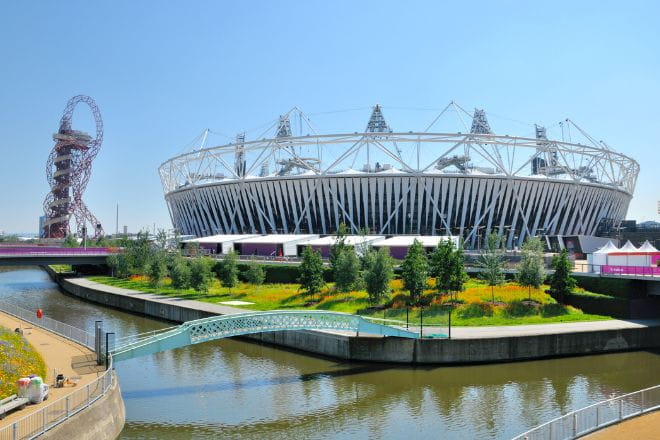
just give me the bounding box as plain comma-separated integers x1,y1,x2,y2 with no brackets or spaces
40,378,124,440
45,267,660,365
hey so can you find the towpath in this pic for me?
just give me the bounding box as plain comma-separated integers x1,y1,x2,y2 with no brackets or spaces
582,410,660,439
0,311,103,428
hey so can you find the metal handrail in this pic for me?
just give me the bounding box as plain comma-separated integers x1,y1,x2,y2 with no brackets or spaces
512,384,660,440
113,325,179,345
0,302,115,440
572,262,660,279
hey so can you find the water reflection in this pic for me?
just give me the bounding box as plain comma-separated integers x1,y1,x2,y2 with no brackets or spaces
0,267,658,439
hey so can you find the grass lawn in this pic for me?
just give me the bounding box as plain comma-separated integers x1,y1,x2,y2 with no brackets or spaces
0,326,47,399
87,275,612,327
49,264,73,273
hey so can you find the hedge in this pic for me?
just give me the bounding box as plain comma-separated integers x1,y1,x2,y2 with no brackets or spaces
235,263,334,283
573,275,646,299
561,291,630,318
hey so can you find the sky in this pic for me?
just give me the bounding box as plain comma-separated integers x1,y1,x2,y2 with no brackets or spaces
0,0,658,234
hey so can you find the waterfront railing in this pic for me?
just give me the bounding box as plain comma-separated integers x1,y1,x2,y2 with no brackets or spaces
512,384,660,440
0,302,115,440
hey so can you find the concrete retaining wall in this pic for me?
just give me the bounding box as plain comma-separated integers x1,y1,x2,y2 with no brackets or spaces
252,325,660,364
41,373,125,440
46,268,660,365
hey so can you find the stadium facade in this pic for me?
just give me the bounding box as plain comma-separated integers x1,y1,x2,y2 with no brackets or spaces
159,104,639,249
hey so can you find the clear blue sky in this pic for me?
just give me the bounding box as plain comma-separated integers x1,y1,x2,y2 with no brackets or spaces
1,0,658,234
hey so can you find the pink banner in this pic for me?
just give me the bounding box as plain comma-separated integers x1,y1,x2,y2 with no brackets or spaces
601,265,660,275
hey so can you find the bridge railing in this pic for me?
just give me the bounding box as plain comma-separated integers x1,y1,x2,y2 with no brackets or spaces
572,262,660,279
0,247,115,257
0,302,115,440
113,324,180,347
512,384,660,440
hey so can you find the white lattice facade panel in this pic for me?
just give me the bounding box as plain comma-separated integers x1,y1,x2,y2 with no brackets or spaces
165,175,631,249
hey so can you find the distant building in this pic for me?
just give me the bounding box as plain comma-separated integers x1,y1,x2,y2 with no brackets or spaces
38,215,48,238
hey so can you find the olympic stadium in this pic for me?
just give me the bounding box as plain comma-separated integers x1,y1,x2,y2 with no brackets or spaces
158,103,639,249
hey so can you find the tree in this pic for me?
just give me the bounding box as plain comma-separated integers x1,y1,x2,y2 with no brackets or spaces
329,222,349,277
62,234,78,248
364,248,394,304
245,261,266,287
448,245,468,301
94,235,110,248
430,239,454,296
334,247,360,292
516,236,545,301
172,229,182,253
401,239,428,305
189,258,213,293
121,231,154,275
155,229,168,250
549,248,576,302
170,258,191,289
299,246,325,298
217,250,239,289
147,252,167,287
107,254,130,278
477,233,506,303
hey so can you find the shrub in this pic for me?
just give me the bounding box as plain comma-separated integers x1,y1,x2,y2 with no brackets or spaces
562,292,627,318
216,251,239,289
401,240,428,304
504,300,538,317
549,249,576,300
189,258,213,293
457,302,494,319
540,303,569,317
334,248,360,292
107,254,131,278
238,264,301,283
364,248,394,304
516,236,545,300
170,259,191,289
245,262,266,286
299,246,324,298
389,293,411,308
147,254,167,287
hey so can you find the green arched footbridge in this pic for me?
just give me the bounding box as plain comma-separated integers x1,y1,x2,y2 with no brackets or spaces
111,310,417,362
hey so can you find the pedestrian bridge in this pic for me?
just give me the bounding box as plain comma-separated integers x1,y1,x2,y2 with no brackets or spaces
110,310,418,362
0,246,115,266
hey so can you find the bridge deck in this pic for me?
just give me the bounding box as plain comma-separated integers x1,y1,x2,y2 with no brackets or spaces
0,247,115,266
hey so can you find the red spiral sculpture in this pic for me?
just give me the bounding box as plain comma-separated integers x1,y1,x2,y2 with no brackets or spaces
42,95,104,239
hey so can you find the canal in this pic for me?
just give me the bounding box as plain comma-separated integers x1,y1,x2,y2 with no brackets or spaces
1,267,659,439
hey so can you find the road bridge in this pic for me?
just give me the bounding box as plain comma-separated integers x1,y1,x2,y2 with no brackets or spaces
110,310,418,362
0,246,114,266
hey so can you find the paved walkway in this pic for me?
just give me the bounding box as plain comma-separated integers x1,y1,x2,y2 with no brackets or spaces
582,410,660,439
68,277,660,339
420,319,660,339
0,311,103,428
